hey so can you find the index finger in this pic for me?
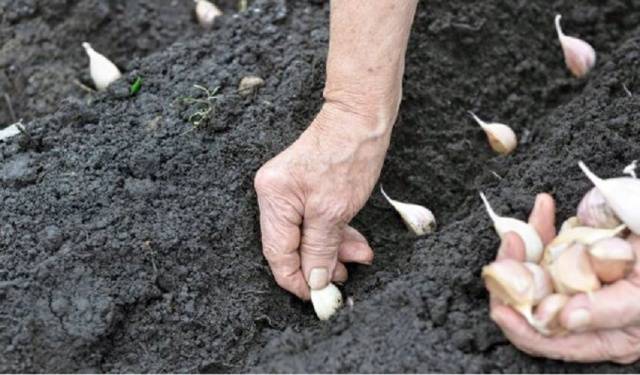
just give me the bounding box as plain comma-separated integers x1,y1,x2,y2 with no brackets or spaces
257,193,309,300
528,193,557,245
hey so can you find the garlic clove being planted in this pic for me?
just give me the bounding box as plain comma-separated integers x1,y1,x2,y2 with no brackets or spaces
381,187,436,235
469,112,517,155
523,262,553,304
559,216,582,234
577,187,621,229
480,192,543,263
555,15,596,78
482,259,536,325
548,243,601,295
194,0,223,29
588,237,635,284
579,161,640,234
82,42,122,91
310,283,343,321
533,293,569,336
542,224,626,266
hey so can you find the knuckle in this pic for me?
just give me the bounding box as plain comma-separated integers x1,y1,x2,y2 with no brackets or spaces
308,199,353,223
261,243,279,261
254,165,283,193
272,272,291,290
301,242,335,259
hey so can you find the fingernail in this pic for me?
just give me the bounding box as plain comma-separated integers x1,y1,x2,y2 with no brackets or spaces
489,310,499,322
566,309,591,331
534,194,545,211
489,308,504,324
360,258,373,266
308,267,329,290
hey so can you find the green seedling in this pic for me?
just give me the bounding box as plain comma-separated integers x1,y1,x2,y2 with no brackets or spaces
130,77,143,96
238,0,248,12
179,85,221,131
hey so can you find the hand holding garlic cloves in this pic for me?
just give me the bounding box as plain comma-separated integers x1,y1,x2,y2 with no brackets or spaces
487,194,640,364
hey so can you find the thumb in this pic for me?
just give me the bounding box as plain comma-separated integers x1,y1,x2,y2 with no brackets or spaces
560,279,640,332
300,218,343,290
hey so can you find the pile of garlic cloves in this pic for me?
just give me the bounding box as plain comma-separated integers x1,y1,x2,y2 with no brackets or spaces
482,161,639,336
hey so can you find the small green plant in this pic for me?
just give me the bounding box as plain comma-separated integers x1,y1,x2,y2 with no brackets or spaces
130,77,143,96
238,0,248,12
179,84,221,129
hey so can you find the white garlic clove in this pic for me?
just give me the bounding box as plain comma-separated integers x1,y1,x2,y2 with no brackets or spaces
381,187,436,235
542,224,626,266
482,259,536,325
238,76,265,97
480,192,543,263
559,216,582,234
482,260,534,306
0,122,23,141
548,243,601,295
533,293,569,336
623,160,638,179
82,42,122,91
310,283,343,321
469,112,517,155
523,262,553,305
194,0,223,29
579,161,640,234
577,187,621,229
555,15,596,78
588,237,635,283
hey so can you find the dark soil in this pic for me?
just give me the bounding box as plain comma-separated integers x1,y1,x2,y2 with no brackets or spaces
2,0,640,372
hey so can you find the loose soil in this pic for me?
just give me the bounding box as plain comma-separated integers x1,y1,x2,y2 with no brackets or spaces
2,0,640,372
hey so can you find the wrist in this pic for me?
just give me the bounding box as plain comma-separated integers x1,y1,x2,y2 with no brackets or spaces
321,81,401,137
308,101,395,149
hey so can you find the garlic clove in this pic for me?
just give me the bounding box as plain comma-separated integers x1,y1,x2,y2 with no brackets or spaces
82,42,122,91
577,187,621,229
555,15,596,78
194,0,222,29
482,259,536,325
542,224,626,266
469,112,517,155
579,161,640,234
310,283,343,320
238,75,265,97
381,187,436,235
548,243,601,295
533,293,569,336
588,237,635,283
559,216,582,234
480,192,543,263
523,262,553,305
0,122,23,141
623,160,638,179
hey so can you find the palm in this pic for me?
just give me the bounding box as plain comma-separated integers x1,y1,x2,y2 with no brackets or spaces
489,194,640,364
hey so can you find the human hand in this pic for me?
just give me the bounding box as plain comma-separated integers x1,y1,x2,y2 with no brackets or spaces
254,102,395,300
489,194,640,363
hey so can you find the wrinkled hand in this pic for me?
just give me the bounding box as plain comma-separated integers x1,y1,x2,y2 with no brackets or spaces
490,194,640,364
255,103,393,300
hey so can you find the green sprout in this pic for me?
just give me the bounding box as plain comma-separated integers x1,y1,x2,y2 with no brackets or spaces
130,77,143,96
179,85,221,131
238,0,248,12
